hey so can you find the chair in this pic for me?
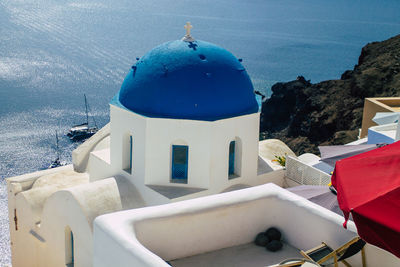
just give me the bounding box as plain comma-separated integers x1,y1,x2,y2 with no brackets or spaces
268,258,321,267
300,236,366,267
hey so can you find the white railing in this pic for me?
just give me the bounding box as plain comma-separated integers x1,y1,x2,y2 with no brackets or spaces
285,156,331,186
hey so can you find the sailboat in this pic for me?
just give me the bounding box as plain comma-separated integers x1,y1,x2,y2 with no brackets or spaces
48,131,66,169
67,94,98,141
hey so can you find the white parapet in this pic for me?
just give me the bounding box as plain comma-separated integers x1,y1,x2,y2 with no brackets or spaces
92,183,400,267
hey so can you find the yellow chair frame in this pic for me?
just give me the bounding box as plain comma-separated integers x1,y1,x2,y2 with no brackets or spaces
300,237,366,267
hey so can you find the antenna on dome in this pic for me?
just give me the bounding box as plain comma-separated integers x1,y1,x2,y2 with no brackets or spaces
182,22,195,42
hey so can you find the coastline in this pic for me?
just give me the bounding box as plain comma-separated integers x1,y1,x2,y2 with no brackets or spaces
260,34,400,155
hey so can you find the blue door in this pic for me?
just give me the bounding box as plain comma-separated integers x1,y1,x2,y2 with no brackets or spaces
172,145,188,180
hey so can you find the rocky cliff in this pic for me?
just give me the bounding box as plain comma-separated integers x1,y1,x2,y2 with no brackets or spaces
260,34,400,155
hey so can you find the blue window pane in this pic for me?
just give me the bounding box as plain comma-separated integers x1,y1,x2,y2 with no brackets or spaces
129,136,133,172
172,145,188,180
71,231,74,264
229,141,235,176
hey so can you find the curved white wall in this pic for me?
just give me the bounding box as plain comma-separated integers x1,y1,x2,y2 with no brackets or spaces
11,178,122,267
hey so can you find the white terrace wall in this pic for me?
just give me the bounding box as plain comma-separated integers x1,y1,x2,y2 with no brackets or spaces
133,184,357,262
93,183,400,267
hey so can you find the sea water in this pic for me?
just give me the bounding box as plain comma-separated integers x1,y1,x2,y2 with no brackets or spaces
0,0,400,264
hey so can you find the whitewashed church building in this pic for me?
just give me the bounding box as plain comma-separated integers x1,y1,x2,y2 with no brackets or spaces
7,24,286,267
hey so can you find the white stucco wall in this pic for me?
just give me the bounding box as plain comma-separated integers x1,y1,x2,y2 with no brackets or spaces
89,103,286,204
88,147,114,180
109,105,147,182
73,123,111,173
144,117,212,189
7,165,86,267
37,178,122,267
107,105,170,206
144,112,260,189
93,183,400,267
7,169,122,267
109,105,260,191
104,105,268,207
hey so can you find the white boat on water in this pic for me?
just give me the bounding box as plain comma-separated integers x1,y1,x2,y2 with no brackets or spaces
67,94,98,141
48,131,66,169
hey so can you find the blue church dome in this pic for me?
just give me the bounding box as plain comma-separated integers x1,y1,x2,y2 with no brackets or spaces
115,39,259,121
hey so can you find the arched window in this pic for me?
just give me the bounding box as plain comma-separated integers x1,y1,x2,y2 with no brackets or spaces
171,145,188,183
129,135,133,171
228,138,242,179
65,226,74,267
123,134,133,174
229,141,236,177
